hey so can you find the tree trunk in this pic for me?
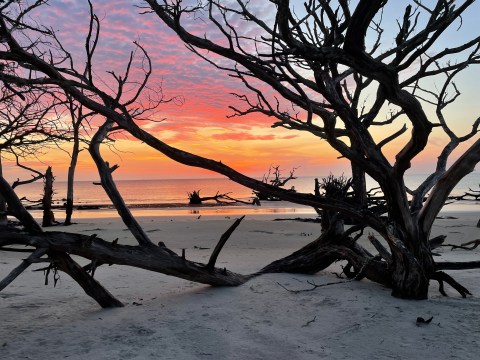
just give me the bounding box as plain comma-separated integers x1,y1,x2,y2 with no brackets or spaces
388,228,436,299
0,154,7,227
42,166,55,227
350,144,368,209
390,251,434,299
64,130,79,225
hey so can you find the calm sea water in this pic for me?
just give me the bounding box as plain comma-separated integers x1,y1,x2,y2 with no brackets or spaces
11,173,479,217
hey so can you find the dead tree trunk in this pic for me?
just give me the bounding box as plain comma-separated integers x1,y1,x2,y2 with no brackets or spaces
42,166,55,227
64,128,80,225
388,234,435,299
0,154,7,227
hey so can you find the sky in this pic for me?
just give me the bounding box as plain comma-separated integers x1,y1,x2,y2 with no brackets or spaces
3,0,480,181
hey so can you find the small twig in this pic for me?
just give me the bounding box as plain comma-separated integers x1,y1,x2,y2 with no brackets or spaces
460,239,480,249
277,257,375,293
277,279,348,293
441,240,480,251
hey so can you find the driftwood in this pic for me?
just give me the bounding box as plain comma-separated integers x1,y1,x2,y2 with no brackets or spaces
448,186,480,201
0,221,250,306
188,190,252,205
254,166,297,201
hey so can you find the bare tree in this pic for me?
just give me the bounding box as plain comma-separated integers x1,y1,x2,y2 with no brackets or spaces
0,0,479,306
139,0,480,298
0,79,65,222
64,98,87,225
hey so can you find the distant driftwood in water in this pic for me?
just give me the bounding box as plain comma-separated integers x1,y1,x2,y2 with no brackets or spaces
187,190,252,205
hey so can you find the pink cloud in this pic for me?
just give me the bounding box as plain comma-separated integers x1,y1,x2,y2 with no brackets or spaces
212,132,275,141
33,1,295,137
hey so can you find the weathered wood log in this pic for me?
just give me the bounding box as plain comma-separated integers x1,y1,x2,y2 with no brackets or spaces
259,240,391,287
0,176,42,233
89,122,155,247
50,251,124,307
0,229,251,287
188,190,251,205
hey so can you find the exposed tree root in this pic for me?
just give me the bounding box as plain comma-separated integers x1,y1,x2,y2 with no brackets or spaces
431,271,472,298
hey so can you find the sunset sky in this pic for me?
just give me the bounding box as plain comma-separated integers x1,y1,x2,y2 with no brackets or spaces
3,1,480,182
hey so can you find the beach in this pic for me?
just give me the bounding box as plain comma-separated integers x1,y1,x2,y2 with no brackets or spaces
1,209,479,359
1,0,479,359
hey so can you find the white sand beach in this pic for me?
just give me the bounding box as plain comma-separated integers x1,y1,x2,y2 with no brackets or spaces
1,210,479,360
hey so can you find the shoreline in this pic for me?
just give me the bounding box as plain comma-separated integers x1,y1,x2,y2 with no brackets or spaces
27,200,318,219
23,198,479,220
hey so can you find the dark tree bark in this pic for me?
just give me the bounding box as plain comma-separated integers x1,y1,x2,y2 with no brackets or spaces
64,130,79,225
42,166,55,227
0,154,7,227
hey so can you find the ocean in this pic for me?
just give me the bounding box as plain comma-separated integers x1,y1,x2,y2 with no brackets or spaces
11,173,479,218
